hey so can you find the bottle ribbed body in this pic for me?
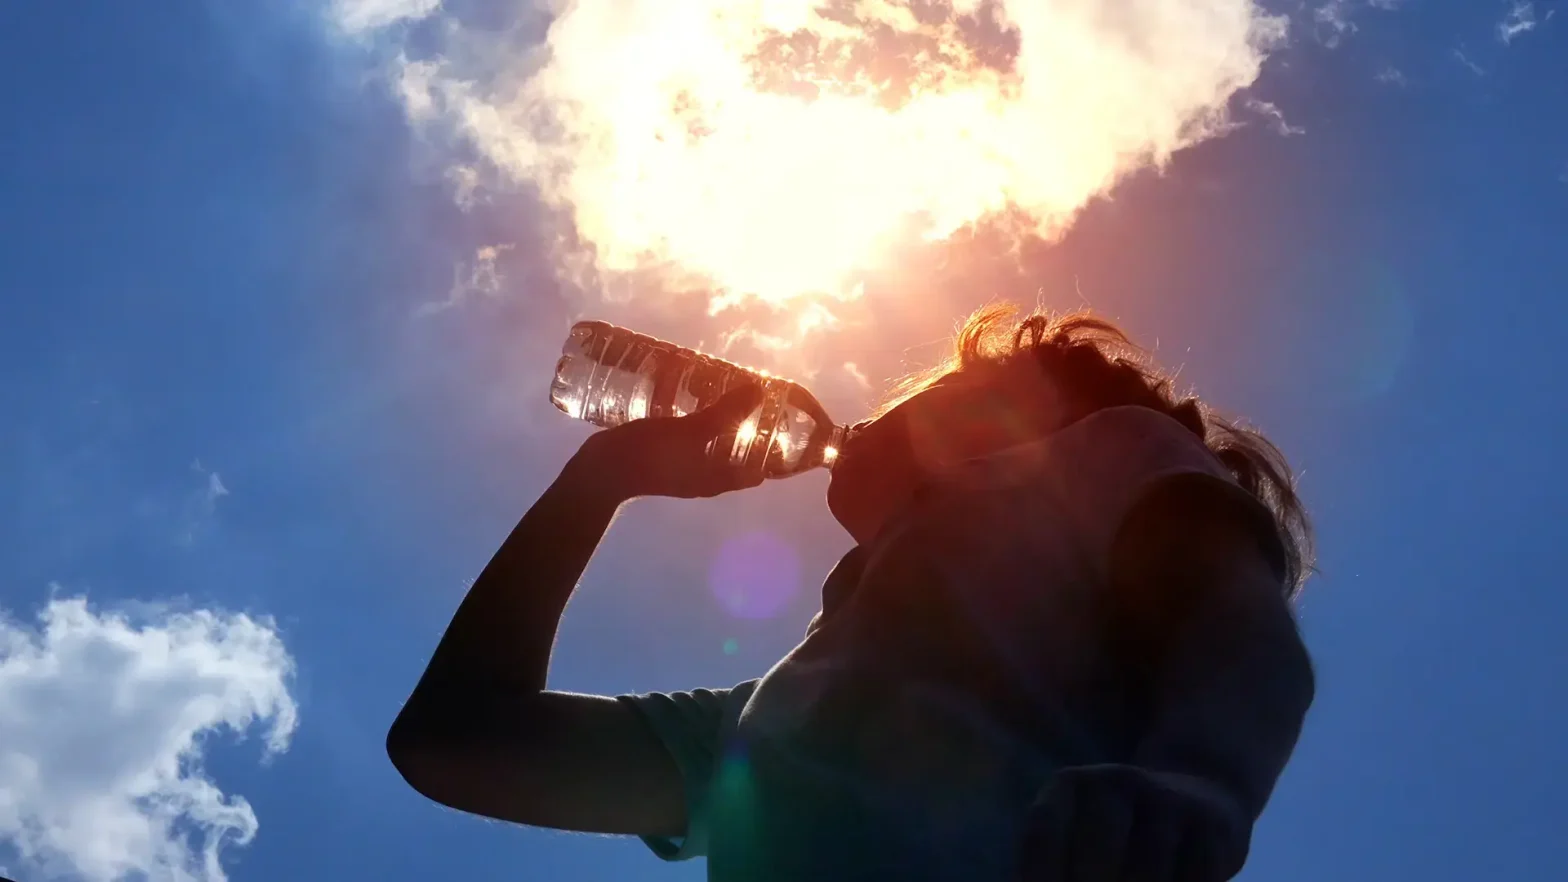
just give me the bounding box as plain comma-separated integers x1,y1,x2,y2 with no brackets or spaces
550,320,845,478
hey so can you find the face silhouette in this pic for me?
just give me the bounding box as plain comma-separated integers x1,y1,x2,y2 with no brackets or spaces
827,359,1063,544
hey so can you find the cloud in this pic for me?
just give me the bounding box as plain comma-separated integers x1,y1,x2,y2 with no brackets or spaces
0,596,297,882
1312,0,1358,46
1453,47,1486,76
177,462,229,546
414,243,515,317
1311,0,1402,47
446,164,482,210
335,0,1289,316
842,362,872,391
328,0,441,34
204,472,229,505
1498,2,1549,43
1374,64,1408,86
1244,99,1305,136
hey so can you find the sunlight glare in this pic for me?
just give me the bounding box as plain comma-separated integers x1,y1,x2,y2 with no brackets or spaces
396,0,1286,327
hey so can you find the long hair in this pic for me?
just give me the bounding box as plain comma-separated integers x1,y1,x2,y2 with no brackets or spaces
879,304,1314,597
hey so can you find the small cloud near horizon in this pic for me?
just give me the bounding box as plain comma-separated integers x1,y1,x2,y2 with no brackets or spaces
0,594,297,882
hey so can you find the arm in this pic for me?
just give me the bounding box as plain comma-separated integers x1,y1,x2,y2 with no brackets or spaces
1022,484,1313,881
386,387,763,837
1110,486,1317,878
1119,491,1314,869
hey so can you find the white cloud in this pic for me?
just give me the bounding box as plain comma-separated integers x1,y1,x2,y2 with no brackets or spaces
1244,99,1305,137
414,243,515,317
337,0,1289,319
1498,2,1549,43
0,596,297,882
328,0,441,34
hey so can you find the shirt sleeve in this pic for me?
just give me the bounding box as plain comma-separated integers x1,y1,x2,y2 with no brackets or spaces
616,680,758,861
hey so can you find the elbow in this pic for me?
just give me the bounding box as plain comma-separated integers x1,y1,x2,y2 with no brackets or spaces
385,710,473,811
385,709,431,795
385,696,471,805
385,713,413,767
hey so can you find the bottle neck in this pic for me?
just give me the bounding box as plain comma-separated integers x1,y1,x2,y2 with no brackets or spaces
821,423,849,471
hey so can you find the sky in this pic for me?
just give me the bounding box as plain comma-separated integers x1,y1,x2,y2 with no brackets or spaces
0,1,1565,881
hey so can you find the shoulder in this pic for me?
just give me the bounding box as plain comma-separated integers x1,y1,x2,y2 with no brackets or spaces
1054,405,1231,484
985,406,1285,587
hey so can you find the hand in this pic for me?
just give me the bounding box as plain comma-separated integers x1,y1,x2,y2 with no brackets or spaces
566,385,768,502
1018,765,1249,882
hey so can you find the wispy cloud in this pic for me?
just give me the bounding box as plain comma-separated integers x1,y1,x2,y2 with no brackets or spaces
1313,0,1359,47
842,362,872,392
1374,64,1409,87
1312,0,1404,47
0,595,297,882
328,0,440,34
177,461,229,546
1453,47,1486,76
447,164,482,211
1498,2,1551,43
414,243,515,317
1245,99,1305,137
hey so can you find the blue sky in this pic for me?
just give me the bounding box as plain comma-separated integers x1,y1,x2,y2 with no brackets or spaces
1,2,1565,881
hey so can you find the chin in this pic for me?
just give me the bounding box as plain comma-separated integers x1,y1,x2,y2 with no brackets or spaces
826,465,898,546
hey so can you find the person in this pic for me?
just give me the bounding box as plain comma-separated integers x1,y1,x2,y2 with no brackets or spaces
386,304,1316,881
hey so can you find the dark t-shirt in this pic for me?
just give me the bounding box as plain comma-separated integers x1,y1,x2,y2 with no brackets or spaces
619,406,1294,881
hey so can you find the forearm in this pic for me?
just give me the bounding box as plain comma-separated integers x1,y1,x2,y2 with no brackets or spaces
1130,596,1314,821
399,446,629,724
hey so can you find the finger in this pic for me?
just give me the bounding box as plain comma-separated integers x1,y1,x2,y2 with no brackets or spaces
730,462,765,489
690,463,756,497
1065,774,1132,882
696,384,765,426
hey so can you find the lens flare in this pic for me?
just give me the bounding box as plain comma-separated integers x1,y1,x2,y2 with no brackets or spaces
709,530,802,620
377,0,1285,314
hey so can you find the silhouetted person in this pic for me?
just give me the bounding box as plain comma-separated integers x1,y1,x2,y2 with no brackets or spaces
386,305,1315,881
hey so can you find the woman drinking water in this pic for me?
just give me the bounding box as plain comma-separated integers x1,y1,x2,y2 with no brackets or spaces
386,304,1315,882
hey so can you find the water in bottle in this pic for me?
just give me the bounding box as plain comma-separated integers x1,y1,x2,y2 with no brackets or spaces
549,320,849,479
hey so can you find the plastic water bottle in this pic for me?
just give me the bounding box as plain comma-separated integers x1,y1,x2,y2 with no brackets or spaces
549,320,849,479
